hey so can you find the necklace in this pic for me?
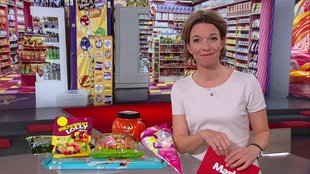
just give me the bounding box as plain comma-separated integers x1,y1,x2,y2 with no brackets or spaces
209,88,215,96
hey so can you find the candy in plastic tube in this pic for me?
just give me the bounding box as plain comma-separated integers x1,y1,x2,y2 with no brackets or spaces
140,123,183,174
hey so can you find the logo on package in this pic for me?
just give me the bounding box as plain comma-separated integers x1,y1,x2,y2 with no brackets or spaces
104,96,112,104
104,61,112,70
104,72,111,80
104,40,112,48
95,84,103,93
95,61,103,71
79,75,94,88
96,94,103,104
95,39,103,48
104,84,112,91
105,50,112,59
95,73,103,82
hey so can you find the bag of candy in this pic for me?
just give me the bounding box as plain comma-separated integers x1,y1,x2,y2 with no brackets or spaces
52,116,93,158
140,123,183,174
90,133,144,158
25,135,54,154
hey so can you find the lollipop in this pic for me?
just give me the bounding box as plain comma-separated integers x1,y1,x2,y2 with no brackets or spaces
140,123,183,174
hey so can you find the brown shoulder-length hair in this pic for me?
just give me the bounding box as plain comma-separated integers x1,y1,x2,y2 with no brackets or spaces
181,10,227,63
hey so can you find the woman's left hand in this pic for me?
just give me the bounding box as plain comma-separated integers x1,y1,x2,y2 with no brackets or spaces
224,145,260,171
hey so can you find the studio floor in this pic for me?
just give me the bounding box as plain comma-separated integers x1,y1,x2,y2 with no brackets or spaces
0,73,35,94
1,72,167,95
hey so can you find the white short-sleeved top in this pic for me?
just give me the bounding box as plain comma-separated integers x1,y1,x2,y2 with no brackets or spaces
170,70,266,160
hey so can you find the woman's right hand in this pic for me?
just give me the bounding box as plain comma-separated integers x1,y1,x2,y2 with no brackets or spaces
199,129,231,156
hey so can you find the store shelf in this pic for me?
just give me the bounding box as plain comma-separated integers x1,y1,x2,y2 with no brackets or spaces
150,3,193,83
0,3,12,77
138,13,152,73
197,0,272,95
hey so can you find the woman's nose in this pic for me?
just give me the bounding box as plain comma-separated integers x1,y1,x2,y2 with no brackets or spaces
202,40,211,50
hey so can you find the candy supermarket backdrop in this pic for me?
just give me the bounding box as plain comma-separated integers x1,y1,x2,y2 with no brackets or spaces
289,0,310,99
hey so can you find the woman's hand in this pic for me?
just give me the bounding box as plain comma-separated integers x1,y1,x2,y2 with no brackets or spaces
199,129,231,156
225,145,260,171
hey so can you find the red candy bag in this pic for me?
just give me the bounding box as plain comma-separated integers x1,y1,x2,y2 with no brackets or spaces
52,116,93,158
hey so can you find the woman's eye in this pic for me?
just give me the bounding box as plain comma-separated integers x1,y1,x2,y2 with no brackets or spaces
192,38,200,43
210,36,218,41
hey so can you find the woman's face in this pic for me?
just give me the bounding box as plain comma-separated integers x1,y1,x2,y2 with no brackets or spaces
186,23,225,68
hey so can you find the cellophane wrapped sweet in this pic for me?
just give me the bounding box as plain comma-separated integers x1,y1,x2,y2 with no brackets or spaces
90,133,144,158
140,123,183,174
25,135,54,154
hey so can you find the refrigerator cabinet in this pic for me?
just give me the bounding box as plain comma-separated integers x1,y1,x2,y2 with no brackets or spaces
114,6,150,103
30,6,68,108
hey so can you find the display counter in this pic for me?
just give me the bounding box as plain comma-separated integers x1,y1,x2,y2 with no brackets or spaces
0,151,309,174
1,128,309,174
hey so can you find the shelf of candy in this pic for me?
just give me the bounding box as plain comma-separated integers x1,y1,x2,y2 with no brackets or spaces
0,8,8,38
139,13,152,61
15,0,23,7
17,24,25,38
199,0,267,79
36,16,61,65
10,34,18,63
0,5,11,76
235,61,248,73
16,8,24,24
247,3,261,77
20,26,46,62
0,51,12,76
248,53,258,76
151,38,159,80
158,35,184,82
19,26,48,86
225,1,256,73
8,8,16,35
0,0,7,6
153,4,193,34
159,68,184,82
33,0,62,7
251,2,261,15
250,15,261,72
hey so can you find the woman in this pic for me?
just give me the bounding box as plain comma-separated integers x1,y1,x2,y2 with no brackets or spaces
170,10,270,171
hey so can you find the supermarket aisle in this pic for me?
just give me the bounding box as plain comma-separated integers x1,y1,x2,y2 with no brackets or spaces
0,73,35,94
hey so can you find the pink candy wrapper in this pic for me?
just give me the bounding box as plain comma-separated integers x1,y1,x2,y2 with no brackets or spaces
140,123,183,174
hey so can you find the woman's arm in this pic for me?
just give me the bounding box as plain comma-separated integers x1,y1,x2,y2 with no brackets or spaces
225,109,270,171
173,114,232,156
248,108,270,151
172,114,205,154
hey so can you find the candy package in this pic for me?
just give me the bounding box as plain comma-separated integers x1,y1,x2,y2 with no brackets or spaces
90,133,144,158
140,123,183,174
25,135,53,154
52,116,93,158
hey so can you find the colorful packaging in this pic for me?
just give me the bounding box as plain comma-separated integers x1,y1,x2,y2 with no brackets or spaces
140,123,183,174
52,116,93,158
25,135,53,154
90,133,144,158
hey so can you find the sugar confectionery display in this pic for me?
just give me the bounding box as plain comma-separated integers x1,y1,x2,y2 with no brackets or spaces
25,116,168,170
0,5,12,77
150,2,194,83
195,0,272,95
